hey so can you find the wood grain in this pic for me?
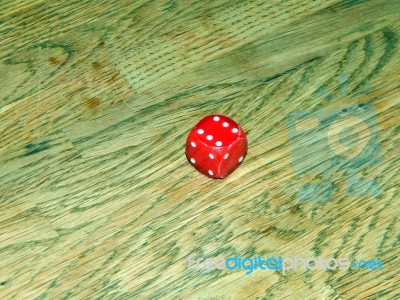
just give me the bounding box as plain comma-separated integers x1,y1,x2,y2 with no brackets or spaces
0,0,399,299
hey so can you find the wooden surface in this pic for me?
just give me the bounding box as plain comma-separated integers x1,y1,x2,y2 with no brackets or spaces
0,0,399,299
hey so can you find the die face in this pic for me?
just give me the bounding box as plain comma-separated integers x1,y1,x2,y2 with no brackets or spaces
192,115,245,148
217,137,247,177
185,115,247,178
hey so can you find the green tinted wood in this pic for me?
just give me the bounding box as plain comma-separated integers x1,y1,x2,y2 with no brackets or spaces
0,0,399,299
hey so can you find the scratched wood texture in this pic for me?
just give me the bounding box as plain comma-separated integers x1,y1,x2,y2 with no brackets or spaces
0,0,399,299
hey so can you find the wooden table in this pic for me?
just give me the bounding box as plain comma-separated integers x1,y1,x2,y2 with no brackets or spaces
0,0,399,299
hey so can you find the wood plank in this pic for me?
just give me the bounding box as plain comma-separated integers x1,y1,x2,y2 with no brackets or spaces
0,0,399,299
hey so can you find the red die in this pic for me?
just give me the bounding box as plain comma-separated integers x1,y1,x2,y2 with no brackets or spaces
185,115,247,178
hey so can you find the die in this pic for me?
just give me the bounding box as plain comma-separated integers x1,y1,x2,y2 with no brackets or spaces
185,115,247,178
